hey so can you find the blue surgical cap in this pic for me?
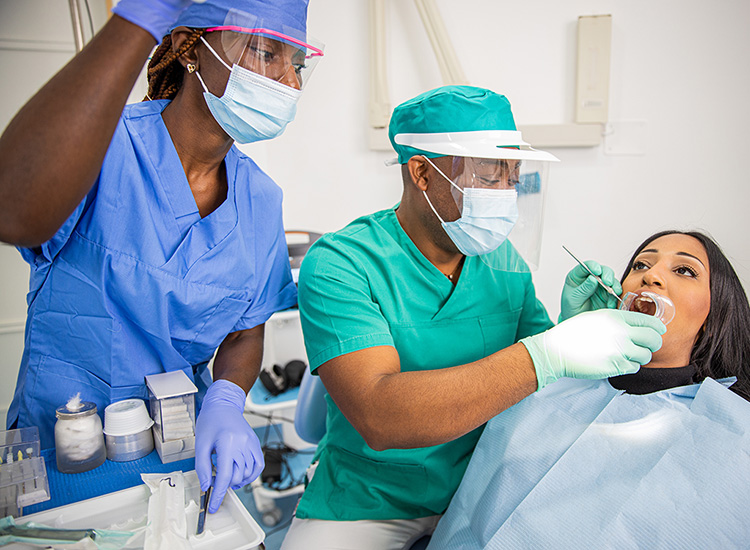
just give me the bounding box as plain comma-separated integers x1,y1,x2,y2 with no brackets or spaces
170,0,309,42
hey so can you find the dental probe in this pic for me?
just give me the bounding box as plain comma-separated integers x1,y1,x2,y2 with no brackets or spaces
562,246,624,305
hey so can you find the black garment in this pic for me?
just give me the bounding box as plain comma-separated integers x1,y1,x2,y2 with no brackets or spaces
609,364,697,395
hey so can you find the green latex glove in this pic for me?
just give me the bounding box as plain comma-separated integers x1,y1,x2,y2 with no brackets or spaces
521,309,666,391
559,261,622,322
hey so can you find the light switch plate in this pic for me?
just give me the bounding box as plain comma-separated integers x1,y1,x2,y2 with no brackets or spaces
576,15,612,124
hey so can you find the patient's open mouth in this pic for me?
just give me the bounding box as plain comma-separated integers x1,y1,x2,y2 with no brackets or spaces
620,291,675,325
631,294,657,316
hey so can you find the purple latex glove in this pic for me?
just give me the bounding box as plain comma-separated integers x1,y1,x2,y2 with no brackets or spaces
196,379,264,514
111,0,198,43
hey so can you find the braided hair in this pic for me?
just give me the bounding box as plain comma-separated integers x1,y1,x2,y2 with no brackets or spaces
145,29,205,101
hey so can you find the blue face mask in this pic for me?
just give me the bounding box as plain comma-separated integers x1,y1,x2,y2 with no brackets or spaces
423,158,519,256
194,36,301,144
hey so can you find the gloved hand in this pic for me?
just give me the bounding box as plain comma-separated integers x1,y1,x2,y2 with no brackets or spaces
112,0,203,43
559,260,622,322
521,309,666,390
195,379,264,514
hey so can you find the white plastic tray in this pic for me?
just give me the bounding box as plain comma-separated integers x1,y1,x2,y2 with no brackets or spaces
7,473,264,549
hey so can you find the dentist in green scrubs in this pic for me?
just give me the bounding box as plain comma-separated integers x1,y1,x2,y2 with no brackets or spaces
281,86,666,550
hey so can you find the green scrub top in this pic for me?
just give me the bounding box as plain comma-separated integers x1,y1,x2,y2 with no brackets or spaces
296,207,553,521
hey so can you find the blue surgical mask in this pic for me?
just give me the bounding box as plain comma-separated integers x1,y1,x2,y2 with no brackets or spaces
423,158,519,256
194,36,301,144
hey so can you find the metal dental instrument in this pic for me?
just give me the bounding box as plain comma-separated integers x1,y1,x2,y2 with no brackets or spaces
197,484,212,535
0,523,97,542
562,245,624,305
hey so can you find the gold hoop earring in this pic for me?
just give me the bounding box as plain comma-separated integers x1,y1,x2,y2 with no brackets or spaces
186,63,196,74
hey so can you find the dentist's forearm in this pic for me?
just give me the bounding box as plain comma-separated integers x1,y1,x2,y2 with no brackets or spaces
319,343,537,451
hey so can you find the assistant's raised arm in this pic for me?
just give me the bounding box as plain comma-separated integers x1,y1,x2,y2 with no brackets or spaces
0,0,197,247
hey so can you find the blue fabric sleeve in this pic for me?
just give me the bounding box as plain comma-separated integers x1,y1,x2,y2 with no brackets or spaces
230,202,297,332
297,235,394,372
17,196,89,267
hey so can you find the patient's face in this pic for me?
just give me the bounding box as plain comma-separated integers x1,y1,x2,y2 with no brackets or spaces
621,234,711,368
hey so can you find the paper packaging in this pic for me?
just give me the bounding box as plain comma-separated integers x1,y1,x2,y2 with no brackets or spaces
4,470,264,550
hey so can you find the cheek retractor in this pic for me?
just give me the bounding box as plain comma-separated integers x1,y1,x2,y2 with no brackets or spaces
619,291,675,325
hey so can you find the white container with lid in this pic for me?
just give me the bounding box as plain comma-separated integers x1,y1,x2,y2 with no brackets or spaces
103,399,155,462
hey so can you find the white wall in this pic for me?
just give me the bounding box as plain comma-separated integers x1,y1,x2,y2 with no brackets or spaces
1,0,749,423
0,0,95,427
252,0,750,319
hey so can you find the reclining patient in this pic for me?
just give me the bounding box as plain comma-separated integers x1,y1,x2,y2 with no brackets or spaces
427,230,750,549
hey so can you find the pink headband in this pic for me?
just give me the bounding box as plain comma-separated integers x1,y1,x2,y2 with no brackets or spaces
205,26,324,57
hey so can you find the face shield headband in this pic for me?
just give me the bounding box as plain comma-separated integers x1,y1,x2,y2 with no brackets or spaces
206,25,324,57
203,8,324,91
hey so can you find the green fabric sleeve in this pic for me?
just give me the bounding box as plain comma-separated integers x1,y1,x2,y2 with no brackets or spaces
515,274,555,341
298,234,394,372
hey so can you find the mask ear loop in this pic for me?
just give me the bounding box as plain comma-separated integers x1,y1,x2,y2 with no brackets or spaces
422,156,467,224
192,36,233,95
199,36,232,71
424,157,465,195
192,69,210,94
423,189,446,224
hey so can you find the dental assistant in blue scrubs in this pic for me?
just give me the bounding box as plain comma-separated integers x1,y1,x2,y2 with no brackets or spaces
0,0,323,513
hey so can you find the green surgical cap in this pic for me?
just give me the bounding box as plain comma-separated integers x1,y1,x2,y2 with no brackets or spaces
388,85,517,165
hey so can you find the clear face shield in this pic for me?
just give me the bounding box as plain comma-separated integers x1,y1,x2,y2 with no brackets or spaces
207,8,324,90
442,156,522,199
395,130,559,273
433,156,551,272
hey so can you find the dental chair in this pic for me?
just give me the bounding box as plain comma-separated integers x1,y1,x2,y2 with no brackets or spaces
293,367,328,445
293,370,432,550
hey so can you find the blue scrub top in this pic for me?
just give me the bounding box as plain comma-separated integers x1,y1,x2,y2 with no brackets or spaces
9,100,297,448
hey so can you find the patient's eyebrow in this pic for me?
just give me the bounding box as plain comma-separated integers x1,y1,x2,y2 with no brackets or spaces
640,248,706,269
